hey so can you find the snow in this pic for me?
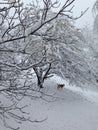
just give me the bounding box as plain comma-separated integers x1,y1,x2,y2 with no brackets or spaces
1,75,98,130
52,75,98,103
25,21,42,36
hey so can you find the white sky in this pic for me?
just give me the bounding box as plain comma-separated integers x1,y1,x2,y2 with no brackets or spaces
73,0,96,28
22,0,96,28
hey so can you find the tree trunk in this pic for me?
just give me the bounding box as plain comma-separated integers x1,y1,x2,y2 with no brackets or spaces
37,77,43,88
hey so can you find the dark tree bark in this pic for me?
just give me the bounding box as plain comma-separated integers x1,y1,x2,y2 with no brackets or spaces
33,63,52,88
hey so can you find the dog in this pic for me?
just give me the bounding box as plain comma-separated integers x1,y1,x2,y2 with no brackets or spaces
57,84,65,89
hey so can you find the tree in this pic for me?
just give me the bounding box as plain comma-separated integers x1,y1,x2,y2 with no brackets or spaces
92,0,98,36
1,0,88,129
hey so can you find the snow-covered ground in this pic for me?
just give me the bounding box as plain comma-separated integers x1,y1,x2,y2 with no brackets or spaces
52,75,98,103
1,75,98,130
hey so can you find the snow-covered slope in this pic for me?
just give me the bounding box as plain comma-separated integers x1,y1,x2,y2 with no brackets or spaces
1,75,98,130
51,75,98,103
18,75,98,130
